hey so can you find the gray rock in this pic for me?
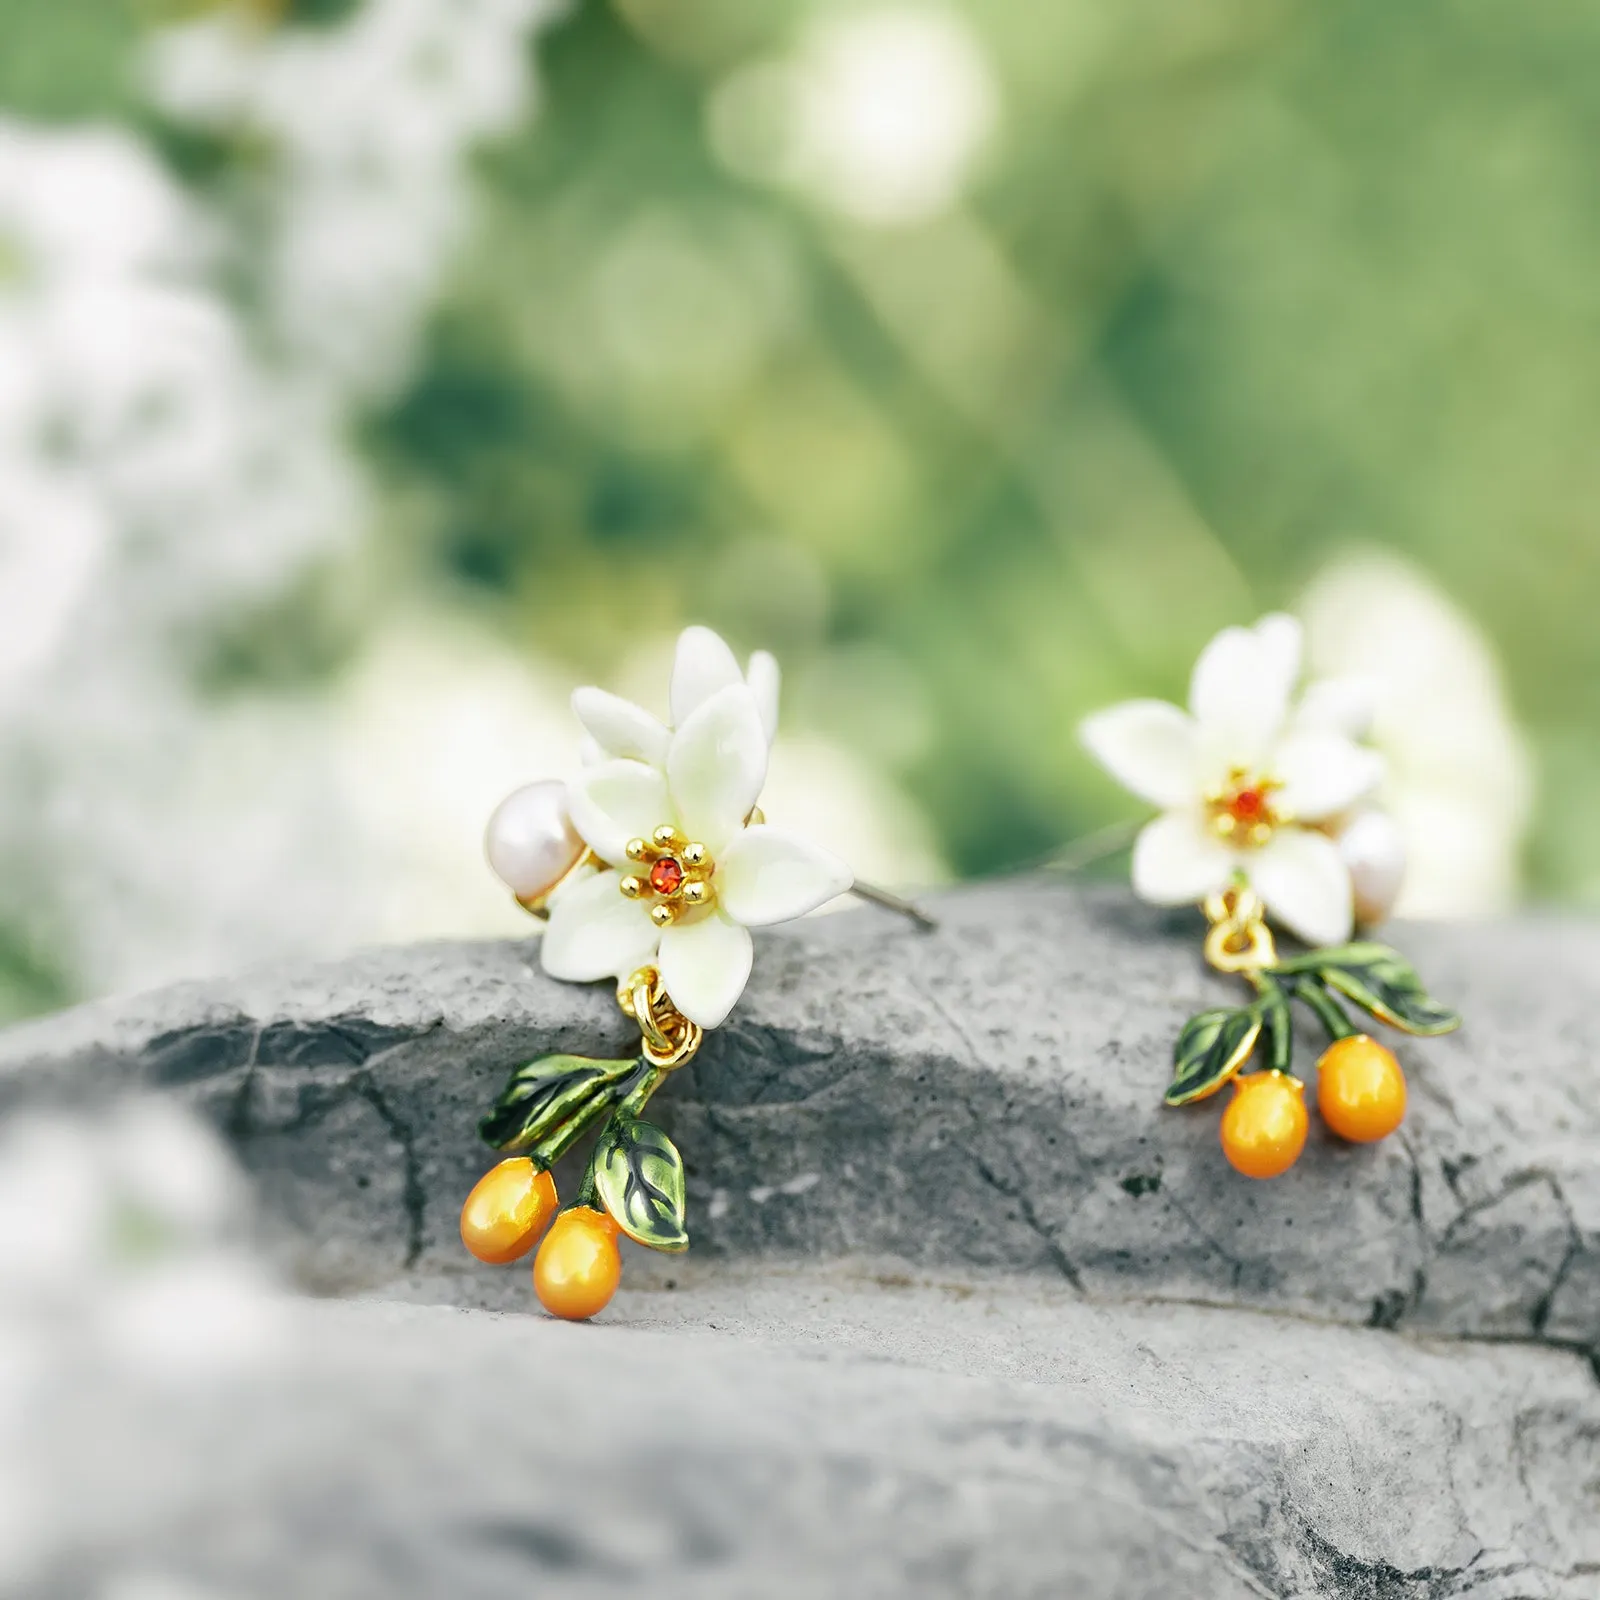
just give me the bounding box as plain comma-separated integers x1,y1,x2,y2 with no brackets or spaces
11,1279,1600,1599
3,880,1599,1597
3,882,1595,1351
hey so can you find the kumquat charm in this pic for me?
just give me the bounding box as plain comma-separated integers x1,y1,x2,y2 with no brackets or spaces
1080,613,1461,1179
464,625,928,1317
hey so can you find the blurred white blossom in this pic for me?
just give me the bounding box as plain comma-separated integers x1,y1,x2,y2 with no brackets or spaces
0,120,358,647
764,732,946,900
0,0,560,1005
330,616,585,944
1300,551,1533,917
0,1099,287,1589
708,5,998,227
0,121,198,296
0,1099,262,1315
0,470,107,701
0,2,949,1016
146,0,559,401
0,1096,287,1389
0,115,365,1000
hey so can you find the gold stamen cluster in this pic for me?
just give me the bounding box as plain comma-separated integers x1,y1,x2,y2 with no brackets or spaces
620,824,715,928
1204,768,1283,849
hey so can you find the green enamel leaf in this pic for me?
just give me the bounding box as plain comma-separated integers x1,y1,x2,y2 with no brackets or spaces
1259,981,1293,1073
1284,975,1360,1042
1166,1006,1263,1106
1281,943,1461,1037
593,1115,688,1253
478,1054,639,1151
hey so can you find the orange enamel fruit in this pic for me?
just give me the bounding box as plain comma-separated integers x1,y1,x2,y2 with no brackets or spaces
534,1206,623,1321
460,1158,558,1265
1220,1072,1308,1179
1317,1035,1406,1143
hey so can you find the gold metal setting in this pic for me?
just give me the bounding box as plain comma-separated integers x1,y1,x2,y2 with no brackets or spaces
619,964,703,1069
515,848,601,921
1203,884,1278,974
619,824,716,928
1204,768,1284,849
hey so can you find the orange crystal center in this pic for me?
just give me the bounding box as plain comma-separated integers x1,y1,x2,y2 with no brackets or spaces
1227,787,1269,824
649,857,684,896
1208,771,1282,847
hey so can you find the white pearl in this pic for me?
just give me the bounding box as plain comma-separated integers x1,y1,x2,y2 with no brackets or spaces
1338,808,1407,927
485,781,584,901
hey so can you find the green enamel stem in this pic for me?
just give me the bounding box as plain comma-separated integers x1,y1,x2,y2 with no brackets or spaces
535,1060,658,1170
1292,978,1359,1041
1245,970,1288,1010
618,1062,666,1119
534,1096,612,1167
1245,973,1293,1072
1269,943,1366,976
576,1063,666,1207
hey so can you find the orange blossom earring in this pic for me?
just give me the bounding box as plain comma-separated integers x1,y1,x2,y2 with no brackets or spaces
461,625,930,1317
1078,613,1460,1179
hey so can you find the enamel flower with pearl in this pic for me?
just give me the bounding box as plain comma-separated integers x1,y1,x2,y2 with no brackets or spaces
482,628,782,912
1079,613,1460,1181
1080,613,1386,946
546,671,853,1030
468,624,892,1321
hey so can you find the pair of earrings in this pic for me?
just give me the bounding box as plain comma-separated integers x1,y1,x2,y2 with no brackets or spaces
461,616,1459,1319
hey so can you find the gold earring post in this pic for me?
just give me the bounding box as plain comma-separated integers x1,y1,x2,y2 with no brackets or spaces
1039,818,1144,876
849,880,938,932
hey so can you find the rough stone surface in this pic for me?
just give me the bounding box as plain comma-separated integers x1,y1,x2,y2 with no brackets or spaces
11,1274,1600,1599
3,882,1596,1350
3,880,1599,1596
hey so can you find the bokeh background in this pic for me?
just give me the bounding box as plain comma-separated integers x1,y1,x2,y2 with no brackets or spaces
0,0,1590,1026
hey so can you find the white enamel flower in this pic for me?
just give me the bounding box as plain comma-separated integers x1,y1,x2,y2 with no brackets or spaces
541,628,852,1029
1080,614,1385,947
572,624,780,765
1301,551,1531,918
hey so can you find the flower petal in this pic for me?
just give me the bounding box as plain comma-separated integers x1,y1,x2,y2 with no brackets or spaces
1189,614,1301,769
657,911,754,1029
1254,612,1303,695
565,759,671,867
540,869,661,982
666,684,768,854
1131,811,1235,905
1249,827,1353,946
1079,700,1200,809
546,858,599,908
718,825,853,926
571,687,671,769
669,625,744,727
746,650,781,744
1294,676,1377,740
1274,731,1384,822
1336,806,1407,927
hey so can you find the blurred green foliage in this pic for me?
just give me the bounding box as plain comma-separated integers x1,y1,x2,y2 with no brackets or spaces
12,0,1600,894
376,0,1600,888
0,0,146,117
